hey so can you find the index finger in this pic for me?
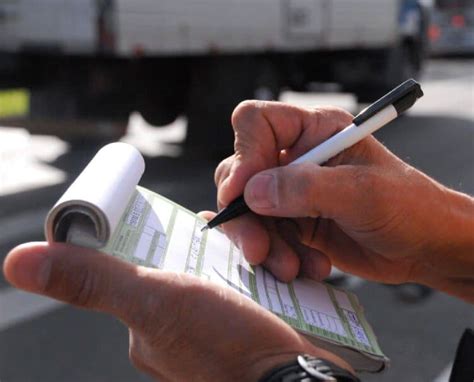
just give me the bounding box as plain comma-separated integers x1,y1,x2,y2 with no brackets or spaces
219,101,353,207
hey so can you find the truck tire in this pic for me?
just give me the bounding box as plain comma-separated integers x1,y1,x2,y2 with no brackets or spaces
186,57,278,158
186,58,253,158
354,42,421,104
136,59,189,127
386,41,421,87
353,2,427,104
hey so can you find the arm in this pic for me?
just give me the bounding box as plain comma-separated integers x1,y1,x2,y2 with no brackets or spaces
411,187,474,302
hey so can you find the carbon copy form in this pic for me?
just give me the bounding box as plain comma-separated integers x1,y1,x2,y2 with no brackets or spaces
45,143,389,373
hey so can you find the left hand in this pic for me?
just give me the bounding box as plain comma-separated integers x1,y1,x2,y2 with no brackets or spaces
3,242,353,381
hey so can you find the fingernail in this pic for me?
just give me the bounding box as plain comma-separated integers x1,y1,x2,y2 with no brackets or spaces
11,252,52,291
247,174,278,209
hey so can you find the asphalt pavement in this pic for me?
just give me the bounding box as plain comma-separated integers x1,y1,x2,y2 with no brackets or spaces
0,58,473,382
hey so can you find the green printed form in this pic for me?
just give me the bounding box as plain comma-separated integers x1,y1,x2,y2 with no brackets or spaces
103,186,384,358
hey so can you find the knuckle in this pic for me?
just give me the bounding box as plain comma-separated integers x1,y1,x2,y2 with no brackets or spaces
231,100,261,129
136,273,190,335
309,218,330,251
349,168,383,211
142,281,200,353
129,346,146,371
352,168,378,190
325,106,354,125
285,166,321,217
312,106,353,132
67,266,99,308
307,189,322,217
214,155,233,187
277,256,300,283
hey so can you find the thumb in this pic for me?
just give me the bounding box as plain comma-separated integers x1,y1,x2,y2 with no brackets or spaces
244,163,369,220
3,242,182,331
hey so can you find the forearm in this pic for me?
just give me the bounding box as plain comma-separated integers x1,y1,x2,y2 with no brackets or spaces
414,187,474,303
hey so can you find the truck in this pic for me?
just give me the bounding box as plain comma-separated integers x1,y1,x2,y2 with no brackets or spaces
428,0,474,55
0,0,430,156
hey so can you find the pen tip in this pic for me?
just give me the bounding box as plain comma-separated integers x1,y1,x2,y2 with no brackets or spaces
201,225,209,232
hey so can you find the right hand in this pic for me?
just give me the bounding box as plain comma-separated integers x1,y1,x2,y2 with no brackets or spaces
207,101,474,302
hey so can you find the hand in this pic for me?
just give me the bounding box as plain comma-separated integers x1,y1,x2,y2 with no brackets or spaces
3,242,353,381
208,101,474,302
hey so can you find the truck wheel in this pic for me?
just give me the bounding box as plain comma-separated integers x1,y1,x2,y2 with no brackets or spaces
355,42,421,104
137,60,189,127
254,60,281,101
185,57,269,158
386,42,420,86
354,86,387,104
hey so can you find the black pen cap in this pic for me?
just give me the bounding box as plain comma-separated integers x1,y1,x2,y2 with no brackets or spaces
353,79,424,126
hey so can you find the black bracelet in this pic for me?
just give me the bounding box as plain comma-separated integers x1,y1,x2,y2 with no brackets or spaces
258,355,360,382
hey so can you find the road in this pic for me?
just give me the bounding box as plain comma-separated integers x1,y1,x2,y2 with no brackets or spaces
0,58,473,382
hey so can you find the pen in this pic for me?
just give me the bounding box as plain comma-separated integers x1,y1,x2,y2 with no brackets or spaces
202,79,424,231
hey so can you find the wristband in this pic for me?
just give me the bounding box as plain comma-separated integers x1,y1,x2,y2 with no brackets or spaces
258,354,360,382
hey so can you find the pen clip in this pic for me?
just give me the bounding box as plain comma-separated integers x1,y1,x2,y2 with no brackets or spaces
352,79,424,126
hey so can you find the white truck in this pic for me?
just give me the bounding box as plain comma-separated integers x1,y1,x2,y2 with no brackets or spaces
0,0,429,154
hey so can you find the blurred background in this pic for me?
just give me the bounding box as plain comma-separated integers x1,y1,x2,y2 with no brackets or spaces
0,0,472,381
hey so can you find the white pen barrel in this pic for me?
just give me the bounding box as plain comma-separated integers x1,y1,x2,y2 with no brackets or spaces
292,105,398,165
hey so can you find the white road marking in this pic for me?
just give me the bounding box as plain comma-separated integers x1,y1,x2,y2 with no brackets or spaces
0,287,63,331
432,362,453,382
121,112,186,158
0,128,66,197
